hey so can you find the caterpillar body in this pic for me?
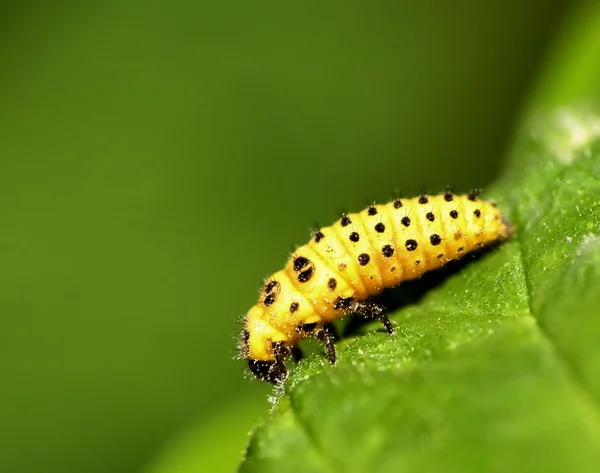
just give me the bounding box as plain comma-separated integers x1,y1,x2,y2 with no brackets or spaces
239,191,512,383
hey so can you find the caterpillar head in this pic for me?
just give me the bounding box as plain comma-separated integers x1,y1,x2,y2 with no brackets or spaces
247,358,287,384
240,306,288,383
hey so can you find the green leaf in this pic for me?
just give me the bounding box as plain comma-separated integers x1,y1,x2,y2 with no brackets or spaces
239,111,600,473
240,14,600,473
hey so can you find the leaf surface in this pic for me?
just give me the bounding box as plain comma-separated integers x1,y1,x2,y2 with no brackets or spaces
239,4,600,467
239,108,600,473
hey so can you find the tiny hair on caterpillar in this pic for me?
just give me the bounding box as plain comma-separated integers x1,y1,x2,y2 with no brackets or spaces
239,190,513,383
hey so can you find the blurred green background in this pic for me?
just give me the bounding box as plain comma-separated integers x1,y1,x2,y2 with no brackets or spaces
0,1,582,472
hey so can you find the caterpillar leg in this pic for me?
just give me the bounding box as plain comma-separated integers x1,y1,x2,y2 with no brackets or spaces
352,299,394,335
312,324,337,364
291,345,303,362
273,341,291,372
323,321,340,340
247,342,289,384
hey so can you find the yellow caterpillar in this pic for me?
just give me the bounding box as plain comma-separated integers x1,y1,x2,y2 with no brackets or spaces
239,191,512,383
